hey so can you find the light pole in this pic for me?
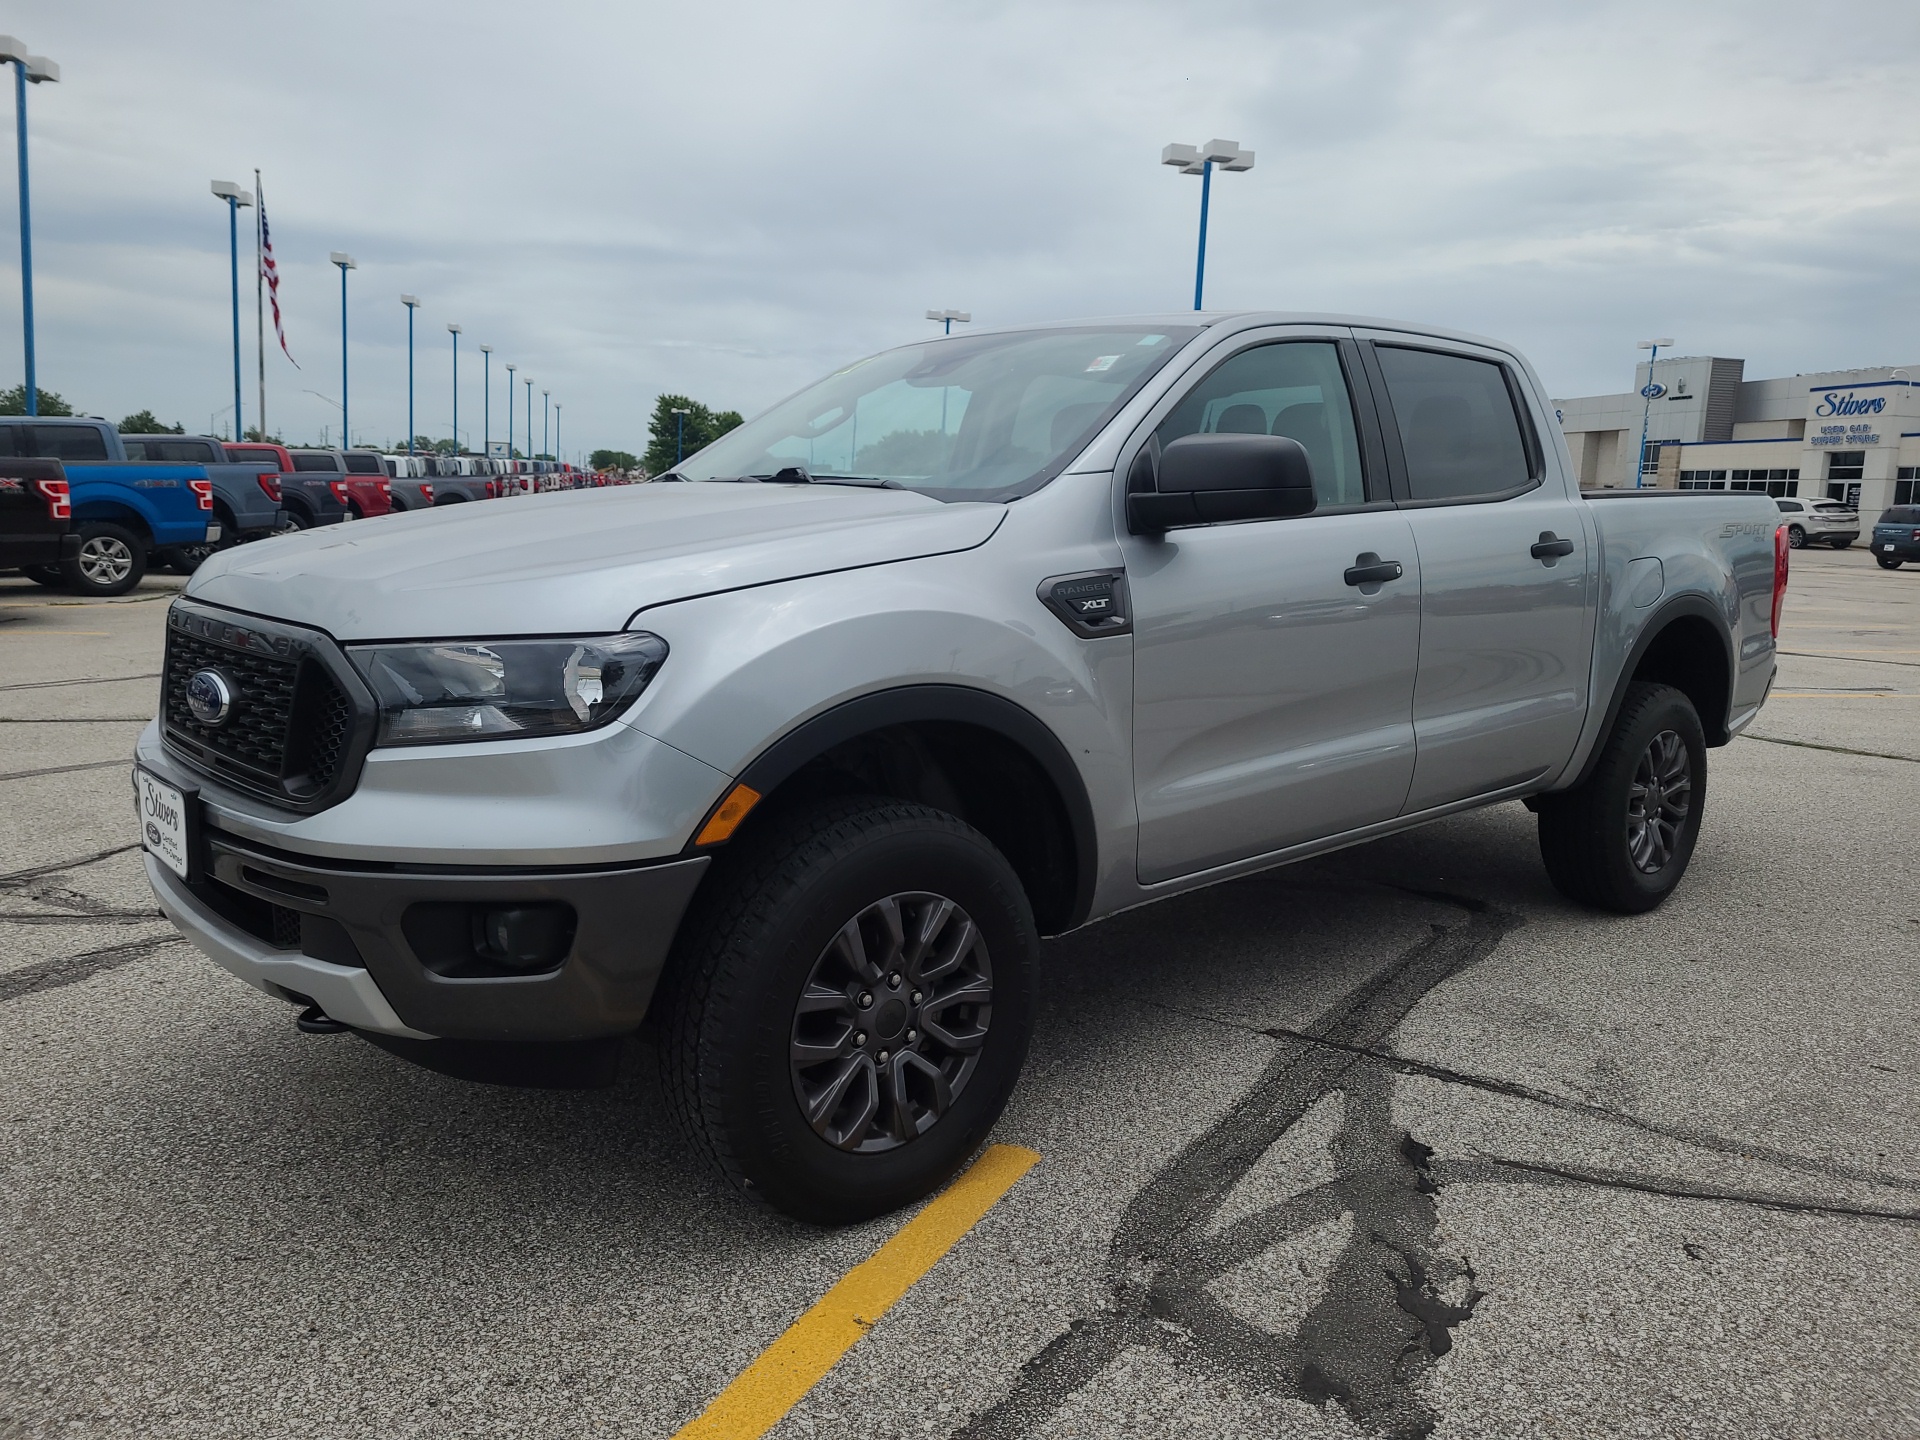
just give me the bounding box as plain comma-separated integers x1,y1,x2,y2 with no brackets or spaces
673,406,690,465
479,344,492,459
505,362,516,459
1161,139,1254,311
1634,338,1675,489
330,252,356,445
447,323,462,457
210,181,253,441
0,40,58,415
401,295,419,455
926,308,970,336
553,402,560,466
542,389,550,461
524,375,534,463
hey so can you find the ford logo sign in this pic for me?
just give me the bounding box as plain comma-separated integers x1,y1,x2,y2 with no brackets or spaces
1639,382,1666,399
185,668,234,727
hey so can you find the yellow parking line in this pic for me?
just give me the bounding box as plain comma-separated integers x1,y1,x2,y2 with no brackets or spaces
672,1144,1041,1440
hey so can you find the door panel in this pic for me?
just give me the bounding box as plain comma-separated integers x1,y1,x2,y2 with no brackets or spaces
1127,511,1421,883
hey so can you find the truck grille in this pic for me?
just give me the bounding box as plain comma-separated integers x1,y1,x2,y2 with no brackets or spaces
161,602,368,809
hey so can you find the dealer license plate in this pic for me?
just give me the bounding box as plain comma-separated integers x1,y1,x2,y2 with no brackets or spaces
135,768,192,880
1886,544,1898,552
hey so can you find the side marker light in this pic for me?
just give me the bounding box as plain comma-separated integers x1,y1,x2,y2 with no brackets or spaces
696,784,763,846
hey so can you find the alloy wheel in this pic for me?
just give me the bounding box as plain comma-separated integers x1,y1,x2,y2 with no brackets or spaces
77,535,134,586
1626,728,1691,873
790,891,993,1154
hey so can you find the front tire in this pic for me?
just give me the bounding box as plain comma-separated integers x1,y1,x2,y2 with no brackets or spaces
61,522,146,597
1786,525,1806,549
1536,682,1707,914
659,797,1037,1224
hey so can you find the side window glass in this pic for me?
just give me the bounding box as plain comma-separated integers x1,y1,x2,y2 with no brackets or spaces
1374,346,1533,501
1153,341,1366,507
0,424,16,458
29,425,109,462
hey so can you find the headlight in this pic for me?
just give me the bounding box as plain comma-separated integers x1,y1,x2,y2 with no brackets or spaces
348,632,668,746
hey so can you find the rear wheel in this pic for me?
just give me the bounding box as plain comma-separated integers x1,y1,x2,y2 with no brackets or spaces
659,796,1037,1224
1786,525,1806,549
1878,555,1904,570
61,522,147,597
277,508,310,533
1536,682,1706,914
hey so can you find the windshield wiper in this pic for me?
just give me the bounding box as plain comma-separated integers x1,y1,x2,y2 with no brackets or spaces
738,464,900,489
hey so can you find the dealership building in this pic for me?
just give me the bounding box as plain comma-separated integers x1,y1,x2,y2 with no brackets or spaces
1554,357,1920,514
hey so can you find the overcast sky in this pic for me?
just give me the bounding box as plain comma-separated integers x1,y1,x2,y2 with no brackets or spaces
6,0,1919,458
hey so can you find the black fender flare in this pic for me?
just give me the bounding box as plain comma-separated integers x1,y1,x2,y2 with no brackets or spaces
1572,594,1735,788
709,684,1099,931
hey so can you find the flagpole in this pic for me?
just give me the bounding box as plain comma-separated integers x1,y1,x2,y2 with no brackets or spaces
254,168,265,441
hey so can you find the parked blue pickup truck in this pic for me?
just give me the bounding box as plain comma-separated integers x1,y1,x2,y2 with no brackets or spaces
0,417,216,596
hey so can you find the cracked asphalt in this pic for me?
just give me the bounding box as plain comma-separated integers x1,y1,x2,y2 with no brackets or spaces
2,546,1917,1440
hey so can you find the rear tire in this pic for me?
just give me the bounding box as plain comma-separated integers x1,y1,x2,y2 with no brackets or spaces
1786,525,1806,549
1537,682,1706,914
1878,555,1904,570
658,796,1037,1224
61,522,146,597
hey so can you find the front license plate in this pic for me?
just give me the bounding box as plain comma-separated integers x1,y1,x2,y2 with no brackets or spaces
135,768,193,881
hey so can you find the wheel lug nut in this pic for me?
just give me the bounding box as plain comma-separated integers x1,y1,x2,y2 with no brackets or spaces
887,972,902,989
877,1049,890,1063
853,1031,867,1046
910,990,922,1004
857,992,873,1009
906,1028,918,1043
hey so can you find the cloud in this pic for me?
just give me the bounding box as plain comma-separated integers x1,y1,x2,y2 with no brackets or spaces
4,0,1919,452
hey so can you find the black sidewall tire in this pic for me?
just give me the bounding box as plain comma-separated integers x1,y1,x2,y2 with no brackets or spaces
1878,556,1903,570
666,801,1037,1224
60,521,146,597
1538,683,1707,914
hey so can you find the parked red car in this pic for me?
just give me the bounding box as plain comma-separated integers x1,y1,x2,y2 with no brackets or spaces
340,451,395,518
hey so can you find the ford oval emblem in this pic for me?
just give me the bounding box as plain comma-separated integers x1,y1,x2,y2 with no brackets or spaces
185,668,234,727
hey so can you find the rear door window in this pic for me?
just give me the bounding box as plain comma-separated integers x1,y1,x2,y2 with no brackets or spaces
1374,346,1534,502
27,425,109,461
1152,340,1368,507
343,453,383,474
289,452,339,472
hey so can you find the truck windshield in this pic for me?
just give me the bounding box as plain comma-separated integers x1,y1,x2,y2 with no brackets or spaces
674,326,1200,502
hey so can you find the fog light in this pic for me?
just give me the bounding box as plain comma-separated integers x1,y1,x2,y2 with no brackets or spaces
472,904,574,971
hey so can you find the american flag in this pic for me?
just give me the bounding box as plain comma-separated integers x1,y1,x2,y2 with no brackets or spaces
259,180,296,367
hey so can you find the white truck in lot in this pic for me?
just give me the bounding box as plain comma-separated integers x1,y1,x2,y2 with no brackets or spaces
134,313,1787,1221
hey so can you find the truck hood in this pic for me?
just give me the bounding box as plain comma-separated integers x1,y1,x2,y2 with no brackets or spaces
187,483,1006,639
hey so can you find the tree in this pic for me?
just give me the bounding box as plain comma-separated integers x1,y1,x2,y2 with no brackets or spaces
0,384,74,416
242,426,284,444
644,394,743,474
591,448,639,472
118,410,184,435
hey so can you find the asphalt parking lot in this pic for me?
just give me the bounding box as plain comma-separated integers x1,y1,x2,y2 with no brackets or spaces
2,547,1916,1440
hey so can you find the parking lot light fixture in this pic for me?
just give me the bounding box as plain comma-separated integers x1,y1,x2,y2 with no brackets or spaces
210,181,253,442
926,308,970,336
330,252,357,444
553,402,560,466
401,295,420,455
1162,138,1253,310
0,38,58,415
524,375,534,463
542,388,550,462
479,345,492,459
505,361,516,461
1634,337,1676,490
672,406,690,465
448,324,462,457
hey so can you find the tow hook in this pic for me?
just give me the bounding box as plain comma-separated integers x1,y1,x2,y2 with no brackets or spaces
296,1004,350,1035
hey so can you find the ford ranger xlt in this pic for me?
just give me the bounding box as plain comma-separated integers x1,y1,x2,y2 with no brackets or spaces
134,314,1787,1221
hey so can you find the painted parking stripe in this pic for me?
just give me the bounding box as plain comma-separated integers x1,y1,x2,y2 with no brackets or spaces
672,1143,1041,1440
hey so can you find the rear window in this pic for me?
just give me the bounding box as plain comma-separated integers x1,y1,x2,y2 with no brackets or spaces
1374,346,1535,502
289,452,340,472
343,453,384,474
132,438,217,463
1880,506,1920,524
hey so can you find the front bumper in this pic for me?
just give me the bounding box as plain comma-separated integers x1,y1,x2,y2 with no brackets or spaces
149,825,709,1040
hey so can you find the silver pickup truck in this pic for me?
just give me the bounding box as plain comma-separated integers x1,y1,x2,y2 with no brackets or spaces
134,313,1787,1221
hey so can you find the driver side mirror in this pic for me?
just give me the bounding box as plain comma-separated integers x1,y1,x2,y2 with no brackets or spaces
1125,433,1318,534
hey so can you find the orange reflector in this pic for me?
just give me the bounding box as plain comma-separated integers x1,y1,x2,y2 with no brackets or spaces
695,784,762,846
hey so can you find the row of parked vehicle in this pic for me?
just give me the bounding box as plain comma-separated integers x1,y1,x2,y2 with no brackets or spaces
0,416,616,597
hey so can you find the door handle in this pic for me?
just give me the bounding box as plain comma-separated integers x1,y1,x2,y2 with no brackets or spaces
1530,532,1576,560
1343,552,1404,587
